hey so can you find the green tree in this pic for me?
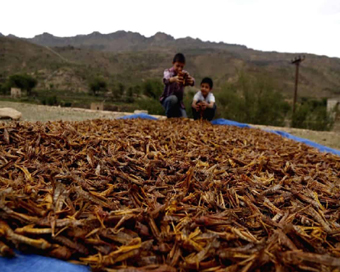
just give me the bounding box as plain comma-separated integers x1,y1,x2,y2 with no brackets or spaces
136,97,164,115
183,89,196,119
0,82,11,95
111,83,125,100
126,87,134,103
133,85,141,97
292,99,334,131
142,79,163,99
118,83,125,98
8,74,37,96
216,73,290,126
89,77,107,96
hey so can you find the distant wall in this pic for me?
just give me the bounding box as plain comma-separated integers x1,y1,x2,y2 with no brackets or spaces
90,102,104,111
327,99,339,113
11,88,21,98
327,99,340,132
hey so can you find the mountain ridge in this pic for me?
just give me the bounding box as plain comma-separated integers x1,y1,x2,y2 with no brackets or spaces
1,32,340,98
2,31,340,59
22,31,249,53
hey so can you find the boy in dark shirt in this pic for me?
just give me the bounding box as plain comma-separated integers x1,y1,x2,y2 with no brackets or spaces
160,53,195,118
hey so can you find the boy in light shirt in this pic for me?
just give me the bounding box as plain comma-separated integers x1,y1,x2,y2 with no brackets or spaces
191,77,216,121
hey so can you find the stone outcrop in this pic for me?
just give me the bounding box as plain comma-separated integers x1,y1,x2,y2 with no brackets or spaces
0,108,22,120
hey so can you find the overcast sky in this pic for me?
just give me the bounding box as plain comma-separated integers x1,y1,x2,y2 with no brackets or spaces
1,0,339,58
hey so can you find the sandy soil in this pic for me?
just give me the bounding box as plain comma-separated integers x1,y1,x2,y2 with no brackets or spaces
1,101,339,150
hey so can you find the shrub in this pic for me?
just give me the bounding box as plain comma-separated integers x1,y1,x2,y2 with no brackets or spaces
8,74,37,96
142,79,163,99
0,82,11,95
292,99,334,131
89,77,107,96
215,73,290,126
40,96,58,106
125,87,135,103
183,89,196,119
111,83,125,100
135,97,164,115
63,102,72,107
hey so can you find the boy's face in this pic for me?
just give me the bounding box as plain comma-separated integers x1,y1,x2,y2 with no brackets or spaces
201,83,211,97
173,62,185,74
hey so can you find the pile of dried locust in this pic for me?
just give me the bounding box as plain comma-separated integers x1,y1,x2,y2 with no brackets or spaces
0,119,340,272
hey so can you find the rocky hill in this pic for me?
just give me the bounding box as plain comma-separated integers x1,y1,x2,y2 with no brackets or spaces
0,31,340,98
27,31,246,52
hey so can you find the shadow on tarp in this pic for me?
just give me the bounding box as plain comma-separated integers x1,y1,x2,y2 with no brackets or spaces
1,116,339,272
0,251,90,272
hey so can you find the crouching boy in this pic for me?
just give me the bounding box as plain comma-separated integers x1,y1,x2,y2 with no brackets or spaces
160,53,195,118
192,77,216,121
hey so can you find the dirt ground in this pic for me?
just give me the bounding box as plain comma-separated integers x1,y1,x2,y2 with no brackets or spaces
0,101,127,122
1,101,339,151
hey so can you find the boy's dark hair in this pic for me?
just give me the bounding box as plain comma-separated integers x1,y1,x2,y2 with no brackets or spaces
201,77,213,89
173,53,186,64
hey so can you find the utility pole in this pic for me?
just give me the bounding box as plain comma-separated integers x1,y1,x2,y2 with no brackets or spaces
291,55,305,114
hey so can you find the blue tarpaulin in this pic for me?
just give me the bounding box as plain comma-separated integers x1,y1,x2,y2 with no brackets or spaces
0,251,90,272
1,115,339,272
117,113,158,120
211,118,251,128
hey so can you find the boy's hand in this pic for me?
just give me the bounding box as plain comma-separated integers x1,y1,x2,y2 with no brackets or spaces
200,101,208,110
186,76,194,85
170,76,183,84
